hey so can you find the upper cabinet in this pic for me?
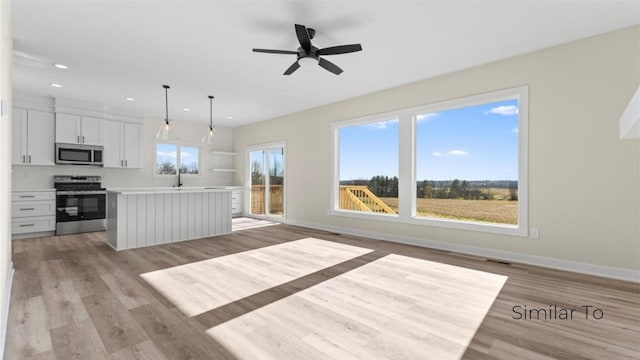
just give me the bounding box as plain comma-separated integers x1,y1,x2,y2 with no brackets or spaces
55,113,103,145
12,108,55,166
103,120,143,168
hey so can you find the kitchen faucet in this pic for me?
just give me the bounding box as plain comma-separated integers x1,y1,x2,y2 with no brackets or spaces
177,168,183,187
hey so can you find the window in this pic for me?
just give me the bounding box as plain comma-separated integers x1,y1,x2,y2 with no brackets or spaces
335,117,399,216
332,86,528,236
155,143,200,175
415,99,520,226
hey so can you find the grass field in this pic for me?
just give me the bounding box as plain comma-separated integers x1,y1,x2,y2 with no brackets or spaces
379,197,518,225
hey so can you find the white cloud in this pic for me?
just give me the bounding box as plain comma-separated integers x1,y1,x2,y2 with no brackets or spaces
181,152,192,157
157,151,177,158
432,152,442,157
366,118,398,130
448,150,468,156
416,113,439,123
512,127,519,133
487,105,518,116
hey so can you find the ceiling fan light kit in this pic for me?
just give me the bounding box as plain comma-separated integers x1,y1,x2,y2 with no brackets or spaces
253,24,362,76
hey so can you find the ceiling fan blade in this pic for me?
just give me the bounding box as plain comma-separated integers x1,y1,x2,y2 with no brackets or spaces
295,24,312,51
283,61,301,75
253,48,298,55
318,57,343,75
317,44,363,56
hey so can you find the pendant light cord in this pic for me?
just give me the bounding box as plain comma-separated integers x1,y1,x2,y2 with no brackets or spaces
163,85,170,124
209,95,214,130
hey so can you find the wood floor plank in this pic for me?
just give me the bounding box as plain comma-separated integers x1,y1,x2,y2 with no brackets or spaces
41,280,90,329
5,296,52,359
82,292,149,354
11,268,43,302
100,272,154,310
108,340,168,360
49,319,111,360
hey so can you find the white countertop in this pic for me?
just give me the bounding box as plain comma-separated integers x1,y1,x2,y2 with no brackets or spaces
107,186,244,195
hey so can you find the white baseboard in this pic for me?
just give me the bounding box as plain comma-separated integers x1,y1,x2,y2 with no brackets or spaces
0,261,14,360
283,219,640,283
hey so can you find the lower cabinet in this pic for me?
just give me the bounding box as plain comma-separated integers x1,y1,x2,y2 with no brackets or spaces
231,190,243,217
12,190,56,239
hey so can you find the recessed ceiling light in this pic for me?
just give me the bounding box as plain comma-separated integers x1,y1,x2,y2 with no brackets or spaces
53,63,68,70
125,97,135,101
226,116,233,119
183,108,191,112
49,83,62,88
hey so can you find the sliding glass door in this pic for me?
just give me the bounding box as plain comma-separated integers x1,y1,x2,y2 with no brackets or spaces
249,144,285,219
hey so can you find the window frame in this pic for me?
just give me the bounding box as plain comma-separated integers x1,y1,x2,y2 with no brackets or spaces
153,141,202,177
331,86,529,237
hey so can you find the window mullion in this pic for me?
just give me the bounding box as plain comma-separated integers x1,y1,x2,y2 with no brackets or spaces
398,111,413,221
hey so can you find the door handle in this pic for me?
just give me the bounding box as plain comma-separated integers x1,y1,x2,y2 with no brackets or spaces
28,155,31,163
77,135,80,143
22,155,25,163
82,135,85,143
125,159,128,167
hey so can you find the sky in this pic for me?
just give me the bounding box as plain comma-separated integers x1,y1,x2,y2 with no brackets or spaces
339,99,519,181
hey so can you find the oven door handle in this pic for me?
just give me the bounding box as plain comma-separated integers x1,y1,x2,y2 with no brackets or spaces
56,191,107,195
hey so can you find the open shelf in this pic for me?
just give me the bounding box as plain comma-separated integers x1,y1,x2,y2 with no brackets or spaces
210,151,237,156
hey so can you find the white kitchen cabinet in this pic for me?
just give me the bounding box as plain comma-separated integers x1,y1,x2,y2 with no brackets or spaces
103,120,142,168
12,108,55,166
55,113,103,145
231,190,243,216
12,190,56,239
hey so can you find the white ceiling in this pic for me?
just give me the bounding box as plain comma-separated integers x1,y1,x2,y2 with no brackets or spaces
11,0,640,128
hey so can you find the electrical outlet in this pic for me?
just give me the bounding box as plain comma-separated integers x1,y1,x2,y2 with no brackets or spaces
530,228,540,239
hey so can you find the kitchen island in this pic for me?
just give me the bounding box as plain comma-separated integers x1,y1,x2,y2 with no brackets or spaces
106,187,233,250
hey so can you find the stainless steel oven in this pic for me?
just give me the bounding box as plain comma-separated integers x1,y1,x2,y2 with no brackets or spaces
54,175,106,235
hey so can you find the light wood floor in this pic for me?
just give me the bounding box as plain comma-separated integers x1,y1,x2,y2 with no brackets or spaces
5,222,640,359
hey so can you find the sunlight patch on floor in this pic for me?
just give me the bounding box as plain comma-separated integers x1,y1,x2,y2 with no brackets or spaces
140,238,373,317
232,217,279,232
207,254,507,360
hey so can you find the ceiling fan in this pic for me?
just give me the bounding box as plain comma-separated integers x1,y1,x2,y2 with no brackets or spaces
253,24,362,76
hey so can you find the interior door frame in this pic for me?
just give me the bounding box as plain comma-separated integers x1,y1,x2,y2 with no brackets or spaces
245,141,287,221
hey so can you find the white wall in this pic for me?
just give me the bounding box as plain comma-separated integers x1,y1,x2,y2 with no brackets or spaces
11,116,236,189
0,0,13,355
233,26,640,276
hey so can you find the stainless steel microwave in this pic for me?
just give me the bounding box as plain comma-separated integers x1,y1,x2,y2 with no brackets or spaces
55,143,104,166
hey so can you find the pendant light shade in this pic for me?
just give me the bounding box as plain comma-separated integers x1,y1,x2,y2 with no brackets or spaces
156,84,173,140
202,95,216,144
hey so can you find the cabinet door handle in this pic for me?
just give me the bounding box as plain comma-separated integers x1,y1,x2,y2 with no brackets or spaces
19,224,35,227
19,208,35,211
125,159,128,167
82,135,85,143
19,195,35,198
28,155,31,163
22,155,25,163
77,135,80,143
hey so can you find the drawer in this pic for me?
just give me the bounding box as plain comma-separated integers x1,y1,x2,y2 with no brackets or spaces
12,191,56,202
12,200,55,218
12,216,56,234
231,191,243,202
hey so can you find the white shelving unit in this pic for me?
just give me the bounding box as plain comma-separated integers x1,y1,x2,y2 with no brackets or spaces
210,150,237,172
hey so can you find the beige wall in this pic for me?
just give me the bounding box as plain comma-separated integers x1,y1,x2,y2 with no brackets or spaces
12,116,235,189
0,0,12,352
233,26,640,274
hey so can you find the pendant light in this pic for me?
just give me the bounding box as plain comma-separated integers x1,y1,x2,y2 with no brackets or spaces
202,95,216,144
155,84,172,140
